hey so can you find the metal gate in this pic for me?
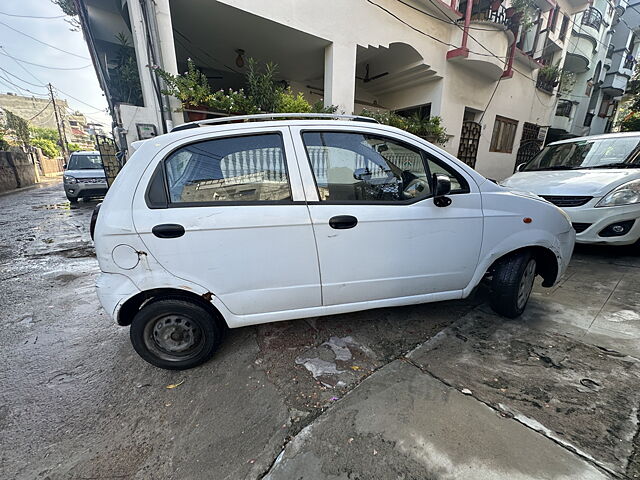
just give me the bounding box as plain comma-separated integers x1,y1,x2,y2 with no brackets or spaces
97,135,121,188
457,121,481,168
515,122,542,171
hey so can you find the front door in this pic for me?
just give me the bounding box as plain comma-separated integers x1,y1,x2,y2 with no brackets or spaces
291,127,483,306
132,128,321,316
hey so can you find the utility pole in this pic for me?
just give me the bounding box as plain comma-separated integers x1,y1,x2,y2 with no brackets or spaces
48,83,68,158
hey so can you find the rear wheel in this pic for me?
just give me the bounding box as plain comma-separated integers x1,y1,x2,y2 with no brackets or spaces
490,251,537,319
129,298,223,370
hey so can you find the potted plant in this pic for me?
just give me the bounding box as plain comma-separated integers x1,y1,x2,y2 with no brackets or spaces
537,63,562,92
508,0,535,30
152,59,213,121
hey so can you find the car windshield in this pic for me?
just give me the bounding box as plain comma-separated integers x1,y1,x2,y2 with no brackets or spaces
522,137,640,171
67,154,103,170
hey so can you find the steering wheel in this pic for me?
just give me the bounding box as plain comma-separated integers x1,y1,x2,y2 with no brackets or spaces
402,178,429,200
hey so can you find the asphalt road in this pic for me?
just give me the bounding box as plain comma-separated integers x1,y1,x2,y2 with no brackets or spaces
1,179,638,479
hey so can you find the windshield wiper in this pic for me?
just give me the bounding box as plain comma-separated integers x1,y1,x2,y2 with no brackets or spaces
584,163,640,169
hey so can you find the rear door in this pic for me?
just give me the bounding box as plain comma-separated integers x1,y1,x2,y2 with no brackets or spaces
132,127,321,316
290,126,484,306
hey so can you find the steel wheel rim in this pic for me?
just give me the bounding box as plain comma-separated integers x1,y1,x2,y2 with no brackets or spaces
517,259,537,310
143,314,205,362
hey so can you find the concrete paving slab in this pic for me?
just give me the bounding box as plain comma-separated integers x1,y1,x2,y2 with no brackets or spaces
408,310,640,475
265,361,608,480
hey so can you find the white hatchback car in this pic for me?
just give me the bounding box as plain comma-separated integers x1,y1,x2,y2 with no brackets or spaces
94,114,575,370
502,132,640,245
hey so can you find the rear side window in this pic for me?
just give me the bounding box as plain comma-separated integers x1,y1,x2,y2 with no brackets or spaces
164,133,291,204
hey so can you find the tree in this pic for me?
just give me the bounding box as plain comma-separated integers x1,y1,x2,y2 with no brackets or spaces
617,63,640,131
4,110,30,147
30,126,59,143
51,0,80,30
32,138,59,158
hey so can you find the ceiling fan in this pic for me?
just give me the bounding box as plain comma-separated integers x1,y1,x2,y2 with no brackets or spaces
356,64,389,83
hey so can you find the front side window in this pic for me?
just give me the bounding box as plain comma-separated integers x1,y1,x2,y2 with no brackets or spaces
302,132,431,202
489,116,519,153
164,133,291,204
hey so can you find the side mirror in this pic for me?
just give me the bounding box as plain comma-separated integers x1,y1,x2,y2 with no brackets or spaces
353,167,372,181
433,173,452,207
63,163,67,169
515,162,527,172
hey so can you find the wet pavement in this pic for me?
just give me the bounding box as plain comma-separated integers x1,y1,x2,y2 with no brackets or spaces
1,179,639,479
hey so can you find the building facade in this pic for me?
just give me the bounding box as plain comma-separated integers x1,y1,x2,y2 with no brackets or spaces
77,0,594,180
0,93,101,149
549,0,638,141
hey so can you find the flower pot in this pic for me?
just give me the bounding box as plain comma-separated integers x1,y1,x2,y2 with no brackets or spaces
186,107,208,122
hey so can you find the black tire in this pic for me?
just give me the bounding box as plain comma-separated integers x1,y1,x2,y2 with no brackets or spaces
129,298,223,370
67,196,79,204
490,251,537,319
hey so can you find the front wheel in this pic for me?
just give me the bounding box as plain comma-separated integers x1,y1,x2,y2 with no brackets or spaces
67,196,78,204
490,251,537,319
129,298,223,370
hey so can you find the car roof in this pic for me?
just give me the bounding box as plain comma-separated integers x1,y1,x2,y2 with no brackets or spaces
548,131,640,146
70,150,100,155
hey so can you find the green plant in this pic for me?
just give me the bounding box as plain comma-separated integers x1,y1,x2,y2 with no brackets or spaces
111,33,143,105
360,109,449,145
245,59,282,112
620,112,640,132
68,143,82,152
311,100,339,114
4,110,30,147
30,126,59,142
154,58,212,108
32,138,59,158
539,63,561,82
0,130,9,150
510,0,536,32
206,88,258,114
277,88,313,113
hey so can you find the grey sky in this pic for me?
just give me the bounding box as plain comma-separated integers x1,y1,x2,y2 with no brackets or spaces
0,0,111,127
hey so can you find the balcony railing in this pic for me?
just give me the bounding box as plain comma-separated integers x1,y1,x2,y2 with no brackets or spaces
623,50,635,70
606,44,615,59
581,7,603,31
459,0,513,29
555,99,572,118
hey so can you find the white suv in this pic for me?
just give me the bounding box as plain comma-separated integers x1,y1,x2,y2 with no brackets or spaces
93,114,575,370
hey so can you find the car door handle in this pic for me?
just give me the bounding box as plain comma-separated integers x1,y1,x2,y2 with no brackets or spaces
152,224,185,238
329,215,358,230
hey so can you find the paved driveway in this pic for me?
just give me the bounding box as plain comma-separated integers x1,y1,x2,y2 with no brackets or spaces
1,179,638,479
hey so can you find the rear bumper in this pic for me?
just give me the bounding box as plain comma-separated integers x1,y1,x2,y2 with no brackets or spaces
566,202,640,245
96,272,140,322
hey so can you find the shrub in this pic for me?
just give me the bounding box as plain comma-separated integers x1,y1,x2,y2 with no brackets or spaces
32,138,59,158
361,109,449,146
620,112,640,132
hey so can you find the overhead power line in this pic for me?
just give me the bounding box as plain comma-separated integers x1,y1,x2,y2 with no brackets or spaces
0,11,66,19
0,66,48,90
0,51,91,70
0,20,89,59
28,100,52,121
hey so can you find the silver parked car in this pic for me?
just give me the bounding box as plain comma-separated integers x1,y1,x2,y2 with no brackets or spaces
63,151,108,203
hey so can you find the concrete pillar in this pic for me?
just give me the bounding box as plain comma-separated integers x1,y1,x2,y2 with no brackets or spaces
126,0,163,129
324,42,357,114
150,0,183,128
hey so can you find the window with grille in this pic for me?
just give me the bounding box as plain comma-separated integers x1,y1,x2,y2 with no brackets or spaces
489,116,519,153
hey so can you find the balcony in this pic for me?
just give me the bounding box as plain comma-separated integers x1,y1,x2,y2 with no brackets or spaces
601,71,629,96
447,1,514,79
581,7,603,31
536,73,558,94
552,100,573,131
